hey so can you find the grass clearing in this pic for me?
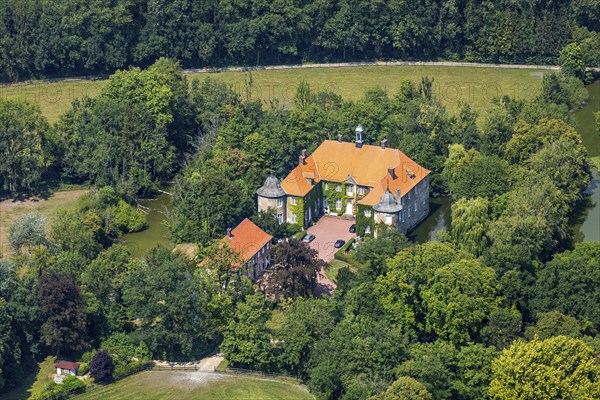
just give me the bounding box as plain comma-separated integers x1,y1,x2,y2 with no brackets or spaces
2,356,56,400
71,370,314,400
0,189,88,257
0,66,544,123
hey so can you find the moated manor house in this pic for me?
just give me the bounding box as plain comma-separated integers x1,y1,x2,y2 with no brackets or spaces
257,126,431,236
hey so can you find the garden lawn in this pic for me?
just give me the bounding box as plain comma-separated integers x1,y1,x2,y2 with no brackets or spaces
0,66,544,123
71,371,314,400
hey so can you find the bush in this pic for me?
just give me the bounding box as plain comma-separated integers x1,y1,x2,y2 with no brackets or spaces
113,360,153,380
90,350,114,383
31,376,85,400
76,362,90,376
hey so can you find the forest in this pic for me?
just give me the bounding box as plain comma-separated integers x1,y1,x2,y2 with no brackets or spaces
0,55,599,399
1,0,600,82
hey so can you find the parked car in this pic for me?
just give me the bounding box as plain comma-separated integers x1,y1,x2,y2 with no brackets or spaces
334,239,346,248
349,224,356,233
302,234,316,243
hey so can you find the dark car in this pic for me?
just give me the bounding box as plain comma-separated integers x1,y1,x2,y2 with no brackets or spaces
302,233,316,243
349,224,356,233
334,239,346,248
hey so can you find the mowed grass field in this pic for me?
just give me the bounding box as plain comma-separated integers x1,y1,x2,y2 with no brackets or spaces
71,371,315,400
0,65,545,123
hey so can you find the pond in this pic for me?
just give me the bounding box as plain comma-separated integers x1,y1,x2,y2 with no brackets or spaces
122,190,172,258
411,80,600,244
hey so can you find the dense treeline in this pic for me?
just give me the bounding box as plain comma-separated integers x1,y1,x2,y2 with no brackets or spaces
1,0,600,82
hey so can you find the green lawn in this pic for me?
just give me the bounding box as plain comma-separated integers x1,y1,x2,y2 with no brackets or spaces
71,371,314,400
0,66,544,123
2,356,56,400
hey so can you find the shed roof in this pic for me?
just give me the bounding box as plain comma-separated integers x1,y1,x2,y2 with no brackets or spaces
55,361,80,370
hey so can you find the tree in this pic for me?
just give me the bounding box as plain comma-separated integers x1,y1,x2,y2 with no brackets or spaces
7,212,48,255
90,350,114,383
422,259,500,345
220,293,275,371
489,336,600,400
450,197,490,256
276,298,336,378
374,376,433,400
123,246,218,359
309,315,408,400
261,239,324,300
531,243,600,329
36,271,87,356
251,208,289,240
0,99,49,193
353,226,409,278
443,144,509,199
481,307,522,349
559,43,585,80
525,311,582,340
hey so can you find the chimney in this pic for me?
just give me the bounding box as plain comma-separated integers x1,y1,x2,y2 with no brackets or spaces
337,134,343,143
388,167,395,179
380,138,388,150
226,228,233,239
355,125,364,149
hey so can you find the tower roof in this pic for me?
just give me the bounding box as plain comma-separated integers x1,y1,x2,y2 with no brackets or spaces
373,189,402,213
257,174,286,198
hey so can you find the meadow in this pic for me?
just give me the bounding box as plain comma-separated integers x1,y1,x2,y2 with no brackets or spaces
71,371,314,400
0,65,545,123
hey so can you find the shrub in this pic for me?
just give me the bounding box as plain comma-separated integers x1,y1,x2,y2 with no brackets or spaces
76,362,90,376
90,350,114,383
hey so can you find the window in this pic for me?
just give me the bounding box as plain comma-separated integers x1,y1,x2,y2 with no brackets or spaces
277,213,283,223
291,197,297,205
291,212,297,223
364,209,371,217
336,199,342,210
357,186,365,195
324,183,329,190
401,210,405,223
277,198,283,207
414,202,417,212
365,225,371,233
336,184,342,192
408,191,411,201
385,215,393,225
346,185,353,196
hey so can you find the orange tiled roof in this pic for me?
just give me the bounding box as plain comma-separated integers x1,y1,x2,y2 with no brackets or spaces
281,140,430,205
223,218,272,262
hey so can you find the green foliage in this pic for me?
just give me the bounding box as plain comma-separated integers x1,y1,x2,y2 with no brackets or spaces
559,43,585,80
123,246,220,359
422,259,500,345
8,212,48,255
308,315,408,400
531,243,600,329
221,293,275,371
489,336,600,400
353,226,408,278
372,376,433,400
0,99,50,193
444,144,509,199
525,311,582,340
450,197,490,256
